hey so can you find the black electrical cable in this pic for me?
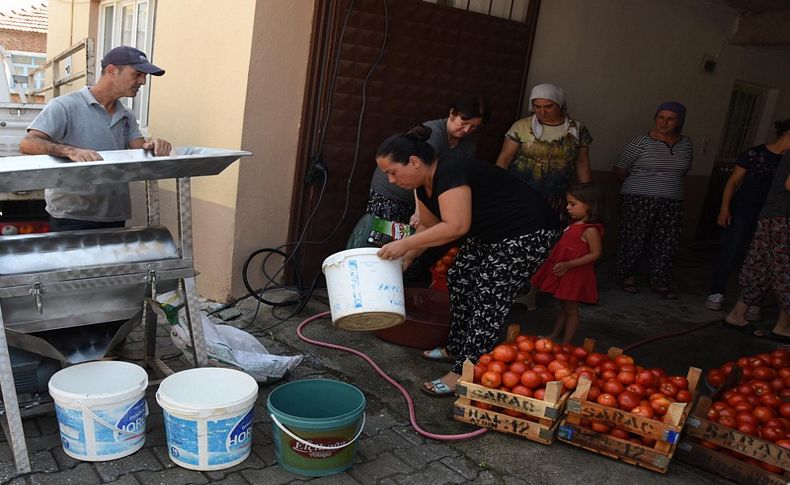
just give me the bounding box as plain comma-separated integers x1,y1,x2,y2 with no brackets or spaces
217,0,390,330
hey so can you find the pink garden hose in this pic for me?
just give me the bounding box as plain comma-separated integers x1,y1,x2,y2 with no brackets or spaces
296,311,488,441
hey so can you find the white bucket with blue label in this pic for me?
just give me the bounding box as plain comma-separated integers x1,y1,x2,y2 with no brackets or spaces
156,367,258,471
48,361,149,461
321,247,405,331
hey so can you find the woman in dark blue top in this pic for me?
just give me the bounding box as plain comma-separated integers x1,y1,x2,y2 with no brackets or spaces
376,126,561,396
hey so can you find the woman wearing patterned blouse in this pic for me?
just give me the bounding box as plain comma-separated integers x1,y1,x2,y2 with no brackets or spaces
496,83,592,224
614,102,693,299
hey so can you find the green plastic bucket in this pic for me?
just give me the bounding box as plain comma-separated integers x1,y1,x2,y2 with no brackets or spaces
267,379,366,477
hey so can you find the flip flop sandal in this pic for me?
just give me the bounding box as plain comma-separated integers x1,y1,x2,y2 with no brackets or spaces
422,347,453,363
420,378,455,398
722,321,765,338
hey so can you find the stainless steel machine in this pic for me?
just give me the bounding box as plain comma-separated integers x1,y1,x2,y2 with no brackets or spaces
0,147,251,473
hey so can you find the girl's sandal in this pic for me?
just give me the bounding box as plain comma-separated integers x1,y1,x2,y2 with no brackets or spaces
421,347,453,363
621,281,639,294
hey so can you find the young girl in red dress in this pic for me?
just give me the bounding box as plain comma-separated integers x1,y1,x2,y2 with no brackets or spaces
531,183,604,344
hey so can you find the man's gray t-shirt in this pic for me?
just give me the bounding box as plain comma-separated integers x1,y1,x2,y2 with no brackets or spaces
27,87,143,221
759,152,790,219
369,118,477,204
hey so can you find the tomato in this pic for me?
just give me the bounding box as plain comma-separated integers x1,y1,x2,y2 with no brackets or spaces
533,352,554,366
641,436,657,447
781,388,790,400
650,368,668,378
631,404,654,418
562,374,579,390
534,338,554,353
433,263,448,275
706,408,719,420
721,362,735,375
548,360,569,373
650,396,672,416
488,360,508,373
601,361,618,373
770,377,785,392
617,371,636,386
509,361,528,375
517,339,534,353
737,422,758,436
602,380,625,396
502,371,521,388
770,356,789,370
511,385,532,397
718,415,737,428
726,393,747,407
636,370,658,388
675,390,692,403
614,355,634,367
473,363,487,383
760,461,785,474
572,347,589,360
591,421,610,433
478,354,493,366
659,382,679,398
585,353,608,367
540,370,555,385
619,364,637,374
753,366,777,382
775,439,790,449
754,406,777,423
761,425,785,443
761,393,782,409
733,401,753,413
610,428,630,440
669,376,689,390
707,369,726,388
617,390,640,411
736,383,755,396
699,439,719,450
520,370,543,389
473,400,492,410
491,344,517,363
481,371,502,388
597,393,617,408
587,386,601,402
515,352,531,364
626,383,646,398
736,412,758,425
533,388,546,400
780,402,790,419
447,247,460,257
554,367,573,380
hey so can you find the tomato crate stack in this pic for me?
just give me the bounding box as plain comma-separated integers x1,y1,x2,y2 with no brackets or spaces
557,347,701,473
676,349,790,484
452,328,595,445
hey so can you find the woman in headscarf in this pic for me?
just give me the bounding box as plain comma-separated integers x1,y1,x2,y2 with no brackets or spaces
496,83,593,224
613,101,693,299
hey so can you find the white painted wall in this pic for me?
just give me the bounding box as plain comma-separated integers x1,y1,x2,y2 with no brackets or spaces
524,0,790,176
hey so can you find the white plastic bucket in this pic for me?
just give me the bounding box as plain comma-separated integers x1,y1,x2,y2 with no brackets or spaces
48,361,148,462
156,368,258,471
321,248,405,331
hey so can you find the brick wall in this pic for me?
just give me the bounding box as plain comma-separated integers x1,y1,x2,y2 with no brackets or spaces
0,29,46,53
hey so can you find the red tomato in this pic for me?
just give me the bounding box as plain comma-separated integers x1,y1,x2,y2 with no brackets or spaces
573,347,589,360
533,388,546,400
631,404,654,418
718,415,737,428
591,421,610,433
473,363,487,383
761,425,785,443
597,393,617,408
736,383,755,396
602,380,625,396
610,428,631,440
761,393,782,409
548,360,569,373
626,383,646,398
488,360,508,373
511,385,532,397
585,353,608,367
478,354,493,366
491,344,517,363
433,263,448,275
517,339,534,353
447,247,460,257
509,361,527,375
753,366,777,382
617,371,636,386
501,371,520,388
669,376,689,390
707,369,726,387
675,389,692,403
754,406,777,423
533,352,554,366
440,255,454,266
636,370,658,388
562,374,579,390
587,386,601,402
760,461,785,473
473,400,493,410
617,391,640,411
737,422,758,436
699,440,719,450
481,371,502,388
659,381,679,398
520,370,543,389
540,371,554,385
554,367,573,380
614,355,634,367
534,338,554,353
780,402,790,419
601,361,619,373
650,396,672,416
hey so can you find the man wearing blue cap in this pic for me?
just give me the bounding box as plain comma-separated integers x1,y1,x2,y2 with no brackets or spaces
20,46,171,231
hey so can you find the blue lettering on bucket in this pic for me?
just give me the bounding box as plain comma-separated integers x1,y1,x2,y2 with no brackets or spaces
207,409,254,465
349,260,363,308
92,398,146,457
226,410,254,449
115,399,147,440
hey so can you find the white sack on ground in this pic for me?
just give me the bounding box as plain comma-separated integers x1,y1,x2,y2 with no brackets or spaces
153,290,302,383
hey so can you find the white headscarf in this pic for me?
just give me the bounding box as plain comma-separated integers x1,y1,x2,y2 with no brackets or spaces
528,83,579,140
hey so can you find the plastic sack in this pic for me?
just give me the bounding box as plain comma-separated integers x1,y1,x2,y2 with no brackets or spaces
153,290,302,383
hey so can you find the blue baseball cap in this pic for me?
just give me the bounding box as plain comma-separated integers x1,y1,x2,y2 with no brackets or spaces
101,46,165,76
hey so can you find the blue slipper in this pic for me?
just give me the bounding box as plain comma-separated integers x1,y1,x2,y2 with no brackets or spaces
421,378,455,398
422,347,453,363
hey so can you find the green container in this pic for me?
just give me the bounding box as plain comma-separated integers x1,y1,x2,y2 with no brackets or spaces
267,380,366,477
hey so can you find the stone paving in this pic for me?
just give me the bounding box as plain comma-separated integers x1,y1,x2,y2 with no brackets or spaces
0,254,775,484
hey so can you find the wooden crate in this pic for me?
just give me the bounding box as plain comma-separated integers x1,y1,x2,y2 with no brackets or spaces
679,394,790,479
676,439,790,485
559,352,702,473
452,335,595,444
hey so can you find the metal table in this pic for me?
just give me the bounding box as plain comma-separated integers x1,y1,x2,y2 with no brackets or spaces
0,147,251,473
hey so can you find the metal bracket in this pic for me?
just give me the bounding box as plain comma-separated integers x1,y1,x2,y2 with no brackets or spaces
146,267,157,301
28,282,44,314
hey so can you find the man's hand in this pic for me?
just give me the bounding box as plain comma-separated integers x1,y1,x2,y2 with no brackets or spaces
143,138,172,156
67,148,103,162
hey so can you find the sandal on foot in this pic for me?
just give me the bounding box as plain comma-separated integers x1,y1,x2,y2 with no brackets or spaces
723,321,765,338
621,281,639,294
420,378,455,398
651,286,677,300
422,347,453,363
